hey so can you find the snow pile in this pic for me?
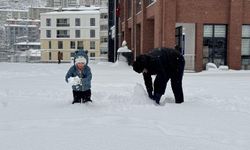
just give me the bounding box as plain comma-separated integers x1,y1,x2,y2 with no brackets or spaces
206,62,217,70
218,65,229,71
206,63,229,71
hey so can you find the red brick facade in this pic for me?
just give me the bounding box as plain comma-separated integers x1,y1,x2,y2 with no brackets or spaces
119,0,250,71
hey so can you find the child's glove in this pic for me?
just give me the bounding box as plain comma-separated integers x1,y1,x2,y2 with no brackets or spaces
68,76,81,85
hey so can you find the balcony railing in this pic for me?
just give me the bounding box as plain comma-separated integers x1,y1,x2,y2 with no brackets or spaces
56,23,70,27
57,35,70,38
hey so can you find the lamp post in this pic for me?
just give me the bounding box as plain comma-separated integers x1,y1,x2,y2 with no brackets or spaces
113,0,116,62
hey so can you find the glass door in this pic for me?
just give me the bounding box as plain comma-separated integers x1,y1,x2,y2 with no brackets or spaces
175,26,185,55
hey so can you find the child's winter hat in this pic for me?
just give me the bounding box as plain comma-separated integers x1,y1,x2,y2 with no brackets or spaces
73,49,89,65
75,56,87,65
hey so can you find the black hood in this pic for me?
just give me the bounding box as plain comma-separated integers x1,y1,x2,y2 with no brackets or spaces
133,55,148,73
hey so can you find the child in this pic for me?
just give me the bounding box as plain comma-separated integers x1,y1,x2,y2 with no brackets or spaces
65,50,92,104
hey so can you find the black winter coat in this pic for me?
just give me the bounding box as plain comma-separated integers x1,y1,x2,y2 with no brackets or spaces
139,48,185,95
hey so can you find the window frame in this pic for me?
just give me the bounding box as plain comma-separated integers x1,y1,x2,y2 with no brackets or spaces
77,41,84,49
56,30,70,38
75,18,80,26
46,30,51,38
90,29,95,38
90,18,95,26
90,41,95,49
75,30,80,38
241,25,250,68
58,41,63,49
56,18,70,27
48,41,51,49
70,41,75,49
46,18,51,26
90,52,95,57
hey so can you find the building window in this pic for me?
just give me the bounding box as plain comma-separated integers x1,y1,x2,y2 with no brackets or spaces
90,41,95,49
146,0,156,6
48,41,51,49
136,0,142,13
57,30,70,38
128,0,132,18
46,18,51,26
90,18,95,26
75,18,80,26
90,52,95,57
241,25,250,69
56,18,70,27
101,37,108,43
70,41,75,49
90,30,95,38
49,52,52,60
58,41,63,49
101,13,108,19
77,41,83,49
100,25,108,31
203,25,227,68
75,30,80,38
46,30,51,38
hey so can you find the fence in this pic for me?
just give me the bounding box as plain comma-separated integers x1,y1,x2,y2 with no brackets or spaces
0,50,41,63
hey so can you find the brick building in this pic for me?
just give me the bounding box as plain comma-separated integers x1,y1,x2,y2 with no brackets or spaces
118,0,250,71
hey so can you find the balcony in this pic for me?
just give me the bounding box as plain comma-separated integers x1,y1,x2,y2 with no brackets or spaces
56,23,70,27
56,35,70,38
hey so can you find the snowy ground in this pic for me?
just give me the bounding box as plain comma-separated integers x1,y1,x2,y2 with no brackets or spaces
0,62,250,150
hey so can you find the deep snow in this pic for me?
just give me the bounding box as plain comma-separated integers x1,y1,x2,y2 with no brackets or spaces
0,62,250,150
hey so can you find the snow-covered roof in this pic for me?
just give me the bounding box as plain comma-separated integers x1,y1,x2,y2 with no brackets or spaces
43,10,100,15
29,7,54,9
0,9,28,12
4,24,38,28
6,19,40,22
14,42,40,46
54,6,100,11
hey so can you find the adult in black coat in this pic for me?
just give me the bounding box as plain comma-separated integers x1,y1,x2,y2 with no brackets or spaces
133,47,185,104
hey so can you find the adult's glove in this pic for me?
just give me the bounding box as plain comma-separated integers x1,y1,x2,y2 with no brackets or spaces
153,93,162,104
147,90,154,100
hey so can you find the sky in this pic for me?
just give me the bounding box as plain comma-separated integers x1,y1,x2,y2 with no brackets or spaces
0,61,250,150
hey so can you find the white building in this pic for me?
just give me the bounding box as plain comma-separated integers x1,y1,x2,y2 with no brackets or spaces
4,19,40,51
0,9,28,25
28,7,54,20
40,9,100,62
99,7,108,54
